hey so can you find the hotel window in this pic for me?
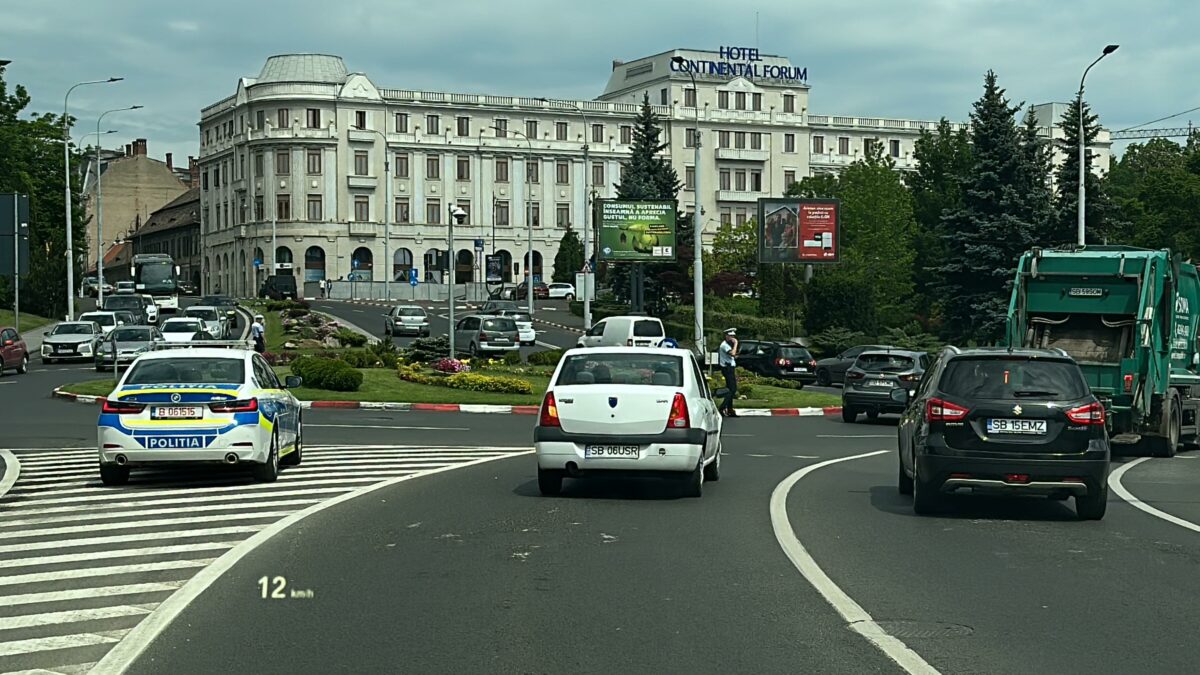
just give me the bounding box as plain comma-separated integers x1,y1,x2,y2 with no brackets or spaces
592,123,604,143
784,134,796,153
556,121,568,141
736,212,747,226
426,199,441,224
531,203,541,227
426,154,441,179
752,93,762,111
784,170,796,187
718,91,729,109
720,209,731,225
277,108,289,128
890,139,901,158
735,132,746,149
253,152,264,178
354,151,369,177
395,152,410,178
495,118,508,138
354,196,369,222
254,196,263,221
750,133,762,150
276,194,291,221
275,150,290,175
306,149,321,175
456,199,471,219
456,116,470,137
496,157,510,182
255,110,265,130
525,120,538,140
750,170,762,192
735,171,746,191
307,195,322,221
684,88,696,107
527,160,540,183
426,114,440,135
813,136,825,154
685,128,697,148
496,201,510,226
591,162,604,186
456,156,470,180
395,112,409,133
685,166,695,191
660,88,668,105
620,125,632,144
355,111,367,130
864,138,876,154
719,170,731,190
783,94,796,113
718,131,731,149
395,198,410,224
202,171,209,191
306,109,321,128
838,137,850,155
556,203,570,228
735,92,746,110
556,160,570,184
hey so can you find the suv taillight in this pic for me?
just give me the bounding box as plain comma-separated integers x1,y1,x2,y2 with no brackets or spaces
1066,401,1106,425
539,392,560,427
925,397,968,422
210,398,258,413
668,392,690,429
102,399,145,415
847,371,865,380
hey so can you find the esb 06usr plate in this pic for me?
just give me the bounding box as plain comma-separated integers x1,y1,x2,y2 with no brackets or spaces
584,445,639,459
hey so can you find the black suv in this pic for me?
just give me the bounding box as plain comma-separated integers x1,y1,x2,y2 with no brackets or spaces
101,295,149,325
737,341,817,386
260,274,298,301
894,347,1110,520
842,349,929,422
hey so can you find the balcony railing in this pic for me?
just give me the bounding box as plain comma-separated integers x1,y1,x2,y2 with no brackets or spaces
347,175,378,189
714,189,766,203
714,147,770,162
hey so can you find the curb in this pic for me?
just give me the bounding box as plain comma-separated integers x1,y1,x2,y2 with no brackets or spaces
51,387,843,417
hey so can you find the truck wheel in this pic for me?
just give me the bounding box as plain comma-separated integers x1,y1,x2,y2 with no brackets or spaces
1148,392,1182,458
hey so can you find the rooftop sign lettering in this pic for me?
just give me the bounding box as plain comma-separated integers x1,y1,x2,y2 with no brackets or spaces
669,46,807,83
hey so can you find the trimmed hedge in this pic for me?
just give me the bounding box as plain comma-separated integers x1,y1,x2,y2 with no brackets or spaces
290,356,363,391
445,372,534,394
502,350,523,365
335,328,368,348
527,349,564,366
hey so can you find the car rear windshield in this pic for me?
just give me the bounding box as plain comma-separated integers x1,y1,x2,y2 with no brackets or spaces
501,311,532,322
398,308,425,317
104,297,141,310
633,320,664,337
187,309,218,321
556,353,685,387
940,358,1089,400
857,353,916,372
487,302,518,311
82,314,115,327
112,328,153,341
163,321,200,333
481,318,517,332
52,324,93,335
779,346,812,360
124,357,246,385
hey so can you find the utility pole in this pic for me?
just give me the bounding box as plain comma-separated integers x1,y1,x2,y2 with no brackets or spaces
1076,44,1119,246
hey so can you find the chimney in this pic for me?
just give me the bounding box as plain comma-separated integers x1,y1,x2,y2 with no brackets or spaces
134,138,148,156
612,59,624,71
166,153,173,171
188,156,199,188
125,143,132,156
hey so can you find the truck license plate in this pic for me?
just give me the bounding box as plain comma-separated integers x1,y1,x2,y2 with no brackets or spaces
987,419,1046,435
584,445,639,459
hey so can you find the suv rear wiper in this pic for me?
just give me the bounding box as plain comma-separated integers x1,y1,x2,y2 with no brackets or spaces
1012,390,1059,397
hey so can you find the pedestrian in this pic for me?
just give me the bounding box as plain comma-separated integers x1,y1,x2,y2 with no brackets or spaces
251,314,266,354
718,327,739,417
319,278,327,299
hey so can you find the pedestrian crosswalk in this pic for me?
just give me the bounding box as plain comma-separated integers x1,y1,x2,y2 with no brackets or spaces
0,443,527,674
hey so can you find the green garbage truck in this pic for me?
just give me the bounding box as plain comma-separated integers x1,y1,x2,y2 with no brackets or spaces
1005,246,1200,456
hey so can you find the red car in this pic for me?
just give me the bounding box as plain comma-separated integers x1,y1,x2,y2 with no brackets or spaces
515,281,550,300
0,326,29,376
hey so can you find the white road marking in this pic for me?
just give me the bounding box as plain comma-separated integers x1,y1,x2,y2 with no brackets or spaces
747,453,772,458
6,489,348,517
0,526,265,555
1109,458,1200,534
770,449,940,675
0,500,320,529
0,380,15,385
0,582,184,608
0,605,152,630
0,448,20,499
0,632,123,657
792,455,820,459
817,434,895,439
0,558,217,587
0,511,292,540
307,424,469,431
0,543,237,569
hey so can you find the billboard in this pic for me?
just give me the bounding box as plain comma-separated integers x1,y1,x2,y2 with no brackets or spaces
485,254,504,283
757,198,841,264
597,200,677,262
0,193,31,277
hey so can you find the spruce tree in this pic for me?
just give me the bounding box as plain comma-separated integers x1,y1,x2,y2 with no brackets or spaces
1053,96,1117,245
552,230,584,283
1016,109,1056,246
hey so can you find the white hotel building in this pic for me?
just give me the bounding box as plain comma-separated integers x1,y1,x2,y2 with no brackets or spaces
197,51,1110,298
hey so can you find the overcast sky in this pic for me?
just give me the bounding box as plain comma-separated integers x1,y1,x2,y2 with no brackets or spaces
3,0,1194,165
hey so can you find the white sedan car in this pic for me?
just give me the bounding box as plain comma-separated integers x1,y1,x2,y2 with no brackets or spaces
547,283,576,300
140,295,160,324
159,317,208,342
534,347,723,497
498,309,537,346
97,347,304,485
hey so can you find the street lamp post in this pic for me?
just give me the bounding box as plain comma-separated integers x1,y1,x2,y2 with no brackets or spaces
538,98,595,329
1077,44,1119,247
63,77,122,318
671,56,705,356
495,126,535,318
96,105,143,306
448,204,467,357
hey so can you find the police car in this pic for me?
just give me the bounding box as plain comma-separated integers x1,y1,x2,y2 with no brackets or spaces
97,342,304,485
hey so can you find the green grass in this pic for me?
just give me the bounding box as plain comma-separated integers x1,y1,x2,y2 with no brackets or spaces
284,368,547,405
59,379,117,397
0,309,55,333
734,384,839,409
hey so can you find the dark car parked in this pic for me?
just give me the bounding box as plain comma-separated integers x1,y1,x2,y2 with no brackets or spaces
893,347,1110,520
815,344,896,386
737,340,818,386
841,349,930,422
260,274,298,301
514,281,549,300
101,294,150,325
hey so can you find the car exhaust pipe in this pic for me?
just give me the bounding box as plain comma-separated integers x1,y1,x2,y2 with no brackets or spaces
224,453,239,464
115,454,128,466
565,462,582,477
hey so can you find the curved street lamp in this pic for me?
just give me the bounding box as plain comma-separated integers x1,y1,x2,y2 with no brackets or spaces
1076,44,1118,246
671,55,705,355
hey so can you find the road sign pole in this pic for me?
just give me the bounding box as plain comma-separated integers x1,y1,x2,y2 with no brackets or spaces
12,195,18,334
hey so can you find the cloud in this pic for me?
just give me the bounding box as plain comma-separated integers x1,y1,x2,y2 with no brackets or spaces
167,20,200,33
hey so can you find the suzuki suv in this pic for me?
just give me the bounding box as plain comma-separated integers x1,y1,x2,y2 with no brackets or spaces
893,347,1110,520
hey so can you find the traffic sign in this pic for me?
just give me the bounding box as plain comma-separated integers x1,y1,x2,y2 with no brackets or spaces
253,258,262,269
409,268,419,287
474,238,484,250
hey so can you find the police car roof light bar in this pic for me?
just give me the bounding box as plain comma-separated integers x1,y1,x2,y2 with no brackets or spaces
150,340,254,351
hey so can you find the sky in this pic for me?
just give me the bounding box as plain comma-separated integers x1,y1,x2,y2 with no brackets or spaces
2,0,1196,166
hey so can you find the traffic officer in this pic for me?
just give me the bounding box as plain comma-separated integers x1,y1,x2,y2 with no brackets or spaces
718,328,739,417
251,314,266,353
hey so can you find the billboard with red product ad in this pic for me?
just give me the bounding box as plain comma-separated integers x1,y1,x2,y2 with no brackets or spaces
756,198,841,264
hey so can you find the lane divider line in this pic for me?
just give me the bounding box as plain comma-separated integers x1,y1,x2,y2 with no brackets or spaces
0,449,20,501
1109,457,1200,534
770,449,941,675
92,449,531,674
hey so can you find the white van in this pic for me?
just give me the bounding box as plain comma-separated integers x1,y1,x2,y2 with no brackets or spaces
576,315,667,348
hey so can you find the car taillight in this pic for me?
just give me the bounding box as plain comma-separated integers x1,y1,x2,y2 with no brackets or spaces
101,399,145,414
808,360,817,368
210,398,258,413
1123,374,1133,393
847,371,865,380
925,397,968,422
626,339,633,346
539,392,560,427
668,392,690,429
776,358,791,366
1066,401,1106,425
900,373,920,382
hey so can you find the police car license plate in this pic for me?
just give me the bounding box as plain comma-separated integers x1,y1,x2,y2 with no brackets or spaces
584,445,640,459
987,419,1046,435
152,406,202,420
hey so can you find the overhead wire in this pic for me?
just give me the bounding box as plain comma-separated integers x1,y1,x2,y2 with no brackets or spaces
1117,105,1200,132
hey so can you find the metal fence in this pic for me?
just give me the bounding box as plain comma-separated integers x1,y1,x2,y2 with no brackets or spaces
321,281,497,304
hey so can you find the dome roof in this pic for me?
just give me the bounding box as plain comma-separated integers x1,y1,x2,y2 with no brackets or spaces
256,54,348,84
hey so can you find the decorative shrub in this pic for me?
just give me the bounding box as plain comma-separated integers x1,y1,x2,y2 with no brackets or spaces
502,350,523,365
367,339,401,369
397,363,436,385
319,364,364,392
403,336,452,363
282,307,311,319
433,357,471,374
289,356,362,391
527,349,564,366
335,328,368,348
445,372,534,395
266,299,310,312
340,350,377,368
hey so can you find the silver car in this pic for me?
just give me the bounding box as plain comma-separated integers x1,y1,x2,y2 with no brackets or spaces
453,314,520,356
184,306,227,339
41,321,103,363
383,305,430,337
95,325,162,372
